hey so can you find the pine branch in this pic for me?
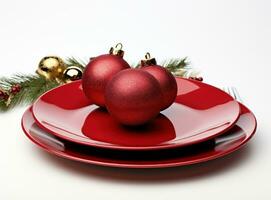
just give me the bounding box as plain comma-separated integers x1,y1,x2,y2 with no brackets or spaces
162,57,191,77
66,57,87,69
0,57,198,112
65,57,192,76
0,74,59,111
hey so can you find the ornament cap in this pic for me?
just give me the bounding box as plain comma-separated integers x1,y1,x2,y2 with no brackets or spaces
109,43,124,57
141,52,157,66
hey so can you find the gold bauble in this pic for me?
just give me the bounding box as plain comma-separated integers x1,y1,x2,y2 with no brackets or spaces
36,56,67,82
63,66,83,83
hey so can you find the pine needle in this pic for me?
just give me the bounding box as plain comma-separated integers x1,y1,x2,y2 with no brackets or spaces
163,57,191,77
66,57,87,69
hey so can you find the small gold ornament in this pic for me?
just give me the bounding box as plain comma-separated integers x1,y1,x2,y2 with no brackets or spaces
63,66,83,83
36,56,67,82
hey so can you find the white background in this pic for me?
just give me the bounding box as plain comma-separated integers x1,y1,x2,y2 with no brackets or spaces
0,0,271,199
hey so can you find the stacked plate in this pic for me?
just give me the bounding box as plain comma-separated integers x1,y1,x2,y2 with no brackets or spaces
21,78,257,168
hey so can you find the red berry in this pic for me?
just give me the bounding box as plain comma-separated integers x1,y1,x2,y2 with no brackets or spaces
0,90,9,100
10,84,21,94
0,90,5,100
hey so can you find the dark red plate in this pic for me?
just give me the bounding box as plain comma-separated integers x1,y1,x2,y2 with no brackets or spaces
22,104,256,168
32,78,240,150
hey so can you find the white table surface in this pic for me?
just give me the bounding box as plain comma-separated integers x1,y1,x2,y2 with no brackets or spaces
0,0,270,199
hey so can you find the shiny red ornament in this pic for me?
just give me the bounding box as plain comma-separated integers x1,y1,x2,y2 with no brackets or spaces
105,69,163,126
82,44,130,107
140,53,177,110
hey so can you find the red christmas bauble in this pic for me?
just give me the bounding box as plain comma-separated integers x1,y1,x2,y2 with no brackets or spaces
141,65,177,110
82,54,130,107
105,69,163,126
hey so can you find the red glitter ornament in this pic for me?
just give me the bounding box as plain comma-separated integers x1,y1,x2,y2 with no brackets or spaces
82,43,130,107
140,53,177,110
105,69,163,126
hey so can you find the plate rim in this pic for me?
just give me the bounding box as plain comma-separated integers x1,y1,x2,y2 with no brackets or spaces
31,78,241,151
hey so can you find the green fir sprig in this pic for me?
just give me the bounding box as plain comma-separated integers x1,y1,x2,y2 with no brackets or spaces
65,57,86,69
0,74,58,111
163,57,190,75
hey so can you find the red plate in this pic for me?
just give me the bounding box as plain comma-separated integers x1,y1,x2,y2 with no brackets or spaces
32,78,240,150
22,104,256,168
